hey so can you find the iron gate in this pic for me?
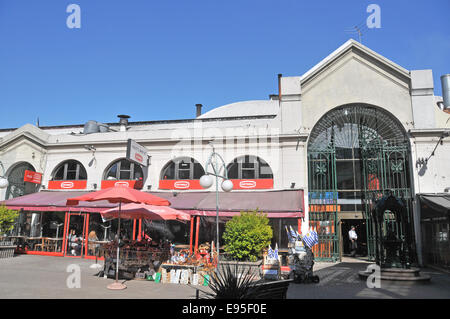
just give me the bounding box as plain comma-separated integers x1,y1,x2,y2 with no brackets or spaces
307,148,339,261
307,104,414,262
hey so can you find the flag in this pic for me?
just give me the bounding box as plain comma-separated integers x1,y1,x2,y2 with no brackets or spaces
274,243,279,260
303,228,319,248
289,226,298,240
267,245,274,259
285,226,294,242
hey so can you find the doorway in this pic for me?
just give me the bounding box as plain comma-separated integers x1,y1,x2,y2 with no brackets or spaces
64,213,87,257
341,219,367,257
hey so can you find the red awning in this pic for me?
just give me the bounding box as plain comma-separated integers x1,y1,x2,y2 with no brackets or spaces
1,189,304,218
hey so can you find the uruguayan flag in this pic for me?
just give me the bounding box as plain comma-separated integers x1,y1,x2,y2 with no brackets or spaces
285,226,294,242
267,245,274,259
273,243,279,260
289,226,298,240
303,228,319,248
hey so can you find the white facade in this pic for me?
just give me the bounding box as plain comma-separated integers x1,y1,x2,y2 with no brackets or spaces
1,40,449,264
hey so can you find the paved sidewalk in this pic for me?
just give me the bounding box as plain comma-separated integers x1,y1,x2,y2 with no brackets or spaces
1,255,449,299
0,255,201,299
287,257,450,299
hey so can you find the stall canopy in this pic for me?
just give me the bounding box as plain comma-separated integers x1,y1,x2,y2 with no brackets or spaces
419,193,450,218
101,203,191,221
1,189,304,218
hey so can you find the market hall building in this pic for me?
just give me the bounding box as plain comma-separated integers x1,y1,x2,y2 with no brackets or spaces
1,40,449,269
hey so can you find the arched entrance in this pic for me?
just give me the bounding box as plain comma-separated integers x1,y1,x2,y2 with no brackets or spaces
5,162,39,200
307,104,414,261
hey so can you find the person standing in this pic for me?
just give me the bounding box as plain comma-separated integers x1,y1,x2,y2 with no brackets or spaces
348,226,358,257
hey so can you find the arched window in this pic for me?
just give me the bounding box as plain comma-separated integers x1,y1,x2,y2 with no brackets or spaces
160,157,205,180
104,159,143,180
5,162,39,200
52,160,87,180
227,155,273,180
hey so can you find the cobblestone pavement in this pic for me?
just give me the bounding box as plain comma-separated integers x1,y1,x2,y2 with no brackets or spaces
287,257,450,299
1,255,449,299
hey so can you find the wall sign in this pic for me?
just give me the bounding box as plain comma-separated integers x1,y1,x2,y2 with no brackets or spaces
159,179,203,190
23,170,42,184
48,180,87,190
126,139,148,167
101,179,143,189
229,179,274,190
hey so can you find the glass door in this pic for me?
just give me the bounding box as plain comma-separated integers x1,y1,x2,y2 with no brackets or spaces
64,213,87,257
85,213,112,260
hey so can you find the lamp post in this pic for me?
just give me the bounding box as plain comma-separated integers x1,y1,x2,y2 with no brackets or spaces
0,161,9,189
199,145,233,267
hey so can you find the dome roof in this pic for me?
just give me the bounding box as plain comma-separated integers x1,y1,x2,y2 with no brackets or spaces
197,100,278,119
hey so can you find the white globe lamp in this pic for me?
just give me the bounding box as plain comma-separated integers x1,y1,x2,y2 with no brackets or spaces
0,177,8,189
221,179,233,192
199,175,213,189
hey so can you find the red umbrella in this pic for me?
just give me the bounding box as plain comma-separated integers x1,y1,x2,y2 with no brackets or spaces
66,185,170,206
66,185,170,290
101,203,190,221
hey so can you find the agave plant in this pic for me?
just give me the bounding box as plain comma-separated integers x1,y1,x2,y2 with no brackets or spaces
200,262,264,299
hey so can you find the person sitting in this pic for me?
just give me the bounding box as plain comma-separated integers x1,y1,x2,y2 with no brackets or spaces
68,229,81,256
88,230,99,255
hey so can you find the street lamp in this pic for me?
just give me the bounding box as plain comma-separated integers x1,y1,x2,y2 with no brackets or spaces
200,145,233,267
0,161,9,189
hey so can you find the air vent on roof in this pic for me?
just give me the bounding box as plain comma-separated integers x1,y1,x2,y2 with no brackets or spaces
118,114,130,131
83,121,100,134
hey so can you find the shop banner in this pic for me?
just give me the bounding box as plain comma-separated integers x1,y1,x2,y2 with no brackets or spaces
229,179,274,190
101,179,143,189
23,170,42,184
48,180,87,190
159,179,203,190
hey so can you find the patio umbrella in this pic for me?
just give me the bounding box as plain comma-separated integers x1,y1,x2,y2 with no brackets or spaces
101,203,191,221
66,185,170,290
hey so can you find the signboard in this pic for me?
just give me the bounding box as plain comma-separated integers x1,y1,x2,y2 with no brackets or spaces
126,139,148,167
23,170,42,184
48,180,87,190
159,179,203,190
229,179,273,190
101,179,143,190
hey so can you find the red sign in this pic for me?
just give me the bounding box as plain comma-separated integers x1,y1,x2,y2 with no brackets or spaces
159,179,203,190
230,179,274,190
23,170,42,184
101,180,143,190
48,180,87,190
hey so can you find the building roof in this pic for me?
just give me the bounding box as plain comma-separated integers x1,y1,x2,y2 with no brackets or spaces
197,100,279,119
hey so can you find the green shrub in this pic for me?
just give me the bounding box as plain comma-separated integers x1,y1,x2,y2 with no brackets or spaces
223,210,272,262
0,205,19,236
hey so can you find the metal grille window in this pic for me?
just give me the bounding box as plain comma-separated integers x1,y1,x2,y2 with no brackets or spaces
227,155,273,179
307,104,413,262
104,159,143,180
160,157,205,180
52,160,87,180
5,162,39,200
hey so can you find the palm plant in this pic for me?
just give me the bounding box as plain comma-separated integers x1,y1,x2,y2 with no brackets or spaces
198,262,264,299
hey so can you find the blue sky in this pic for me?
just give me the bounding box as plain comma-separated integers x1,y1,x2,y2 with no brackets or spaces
0,0,449,129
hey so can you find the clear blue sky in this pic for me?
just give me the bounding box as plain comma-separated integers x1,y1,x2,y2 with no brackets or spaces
0,0,449,129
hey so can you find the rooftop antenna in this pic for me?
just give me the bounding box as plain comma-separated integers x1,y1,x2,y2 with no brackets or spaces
344,20,369,44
